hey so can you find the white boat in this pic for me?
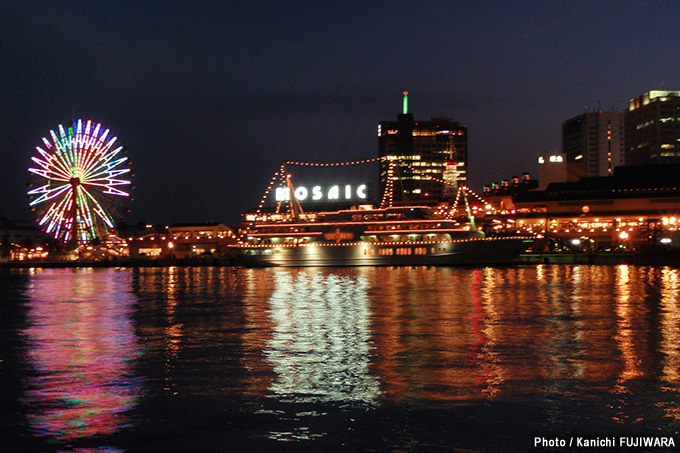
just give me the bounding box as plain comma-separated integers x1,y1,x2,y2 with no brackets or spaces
236,206,533,267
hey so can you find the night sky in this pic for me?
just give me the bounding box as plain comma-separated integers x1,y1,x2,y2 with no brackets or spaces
2,1,679,226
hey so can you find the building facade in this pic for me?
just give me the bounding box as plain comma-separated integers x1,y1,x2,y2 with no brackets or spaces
562,111,624,178
378,93,467,204
512,164,680,249
624,90,680,165
128,222,236,259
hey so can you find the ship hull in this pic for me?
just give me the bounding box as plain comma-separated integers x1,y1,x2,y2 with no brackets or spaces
236,237,532,267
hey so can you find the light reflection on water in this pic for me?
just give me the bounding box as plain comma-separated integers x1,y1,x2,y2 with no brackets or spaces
8,265,680,450
262,270,380,403
19,268,141,445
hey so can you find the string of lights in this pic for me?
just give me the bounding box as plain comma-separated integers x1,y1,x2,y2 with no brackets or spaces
285,157,384,167
392,158,494,217
379,160,396,208
255,163,286,214
255,156,492,220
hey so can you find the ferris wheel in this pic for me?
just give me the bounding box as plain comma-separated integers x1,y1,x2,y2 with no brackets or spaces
27,119,132,245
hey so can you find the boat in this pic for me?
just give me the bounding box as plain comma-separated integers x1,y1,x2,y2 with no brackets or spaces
235,205,533,267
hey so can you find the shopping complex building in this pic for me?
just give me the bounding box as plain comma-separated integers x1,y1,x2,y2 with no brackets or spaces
507,164,680,250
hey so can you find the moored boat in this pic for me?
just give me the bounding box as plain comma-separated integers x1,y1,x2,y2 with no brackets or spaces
236,206,533,267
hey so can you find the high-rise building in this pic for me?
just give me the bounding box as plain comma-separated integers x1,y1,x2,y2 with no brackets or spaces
624,90,680,165
562,111,624,178
378,92,467,204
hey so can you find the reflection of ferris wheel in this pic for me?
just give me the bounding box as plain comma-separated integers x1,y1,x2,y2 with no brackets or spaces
27,119,132,245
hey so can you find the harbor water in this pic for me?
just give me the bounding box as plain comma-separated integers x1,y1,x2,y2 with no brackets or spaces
1,265,679,451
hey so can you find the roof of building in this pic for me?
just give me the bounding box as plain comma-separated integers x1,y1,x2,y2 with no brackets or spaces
515,164,680,203
169,222,227,228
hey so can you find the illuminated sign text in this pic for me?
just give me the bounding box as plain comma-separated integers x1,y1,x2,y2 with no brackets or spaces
275,184,368,202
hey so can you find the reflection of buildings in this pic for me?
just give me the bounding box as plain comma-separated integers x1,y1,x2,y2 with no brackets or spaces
361,265,680,408
378,92,467,203
21,268,141,441
658,268,680,398
132,267,297,400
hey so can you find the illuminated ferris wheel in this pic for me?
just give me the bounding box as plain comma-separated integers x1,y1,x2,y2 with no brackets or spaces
27,119,132,245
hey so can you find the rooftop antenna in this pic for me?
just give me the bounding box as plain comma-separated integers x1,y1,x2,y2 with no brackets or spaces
402,91,409,114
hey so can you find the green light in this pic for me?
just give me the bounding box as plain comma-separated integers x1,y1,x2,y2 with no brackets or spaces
402,91,408,114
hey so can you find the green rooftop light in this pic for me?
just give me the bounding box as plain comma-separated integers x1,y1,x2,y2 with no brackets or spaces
402,91,408,114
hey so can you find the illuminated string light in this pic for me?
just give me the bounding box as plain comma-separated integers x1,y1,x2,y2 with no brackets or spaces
385,158,494,217
27,119,131,244
380,159,396,208
285,157,382,167
255,164,286,214
253,156,494,221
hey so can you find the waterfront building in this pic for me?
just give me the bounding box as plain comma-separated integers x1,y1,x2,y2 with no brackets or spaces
0,217,44,249
378,92,467,204
511,164,680,249
128,222,236,259
563,111,624,177
624,90,680,165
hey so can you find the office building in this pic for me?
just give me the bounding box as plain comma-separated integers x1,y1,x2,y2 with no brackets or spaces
378,92,467,204
562,111,624,178
624,90,680,165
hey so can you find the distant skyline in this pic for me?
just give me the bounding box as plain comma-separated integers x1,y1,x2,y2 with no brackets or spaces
2,1,679,226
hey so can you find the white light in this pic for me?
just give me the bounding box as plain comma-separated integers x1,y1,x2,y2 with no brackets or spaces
275,183,368,202
294,186,308,200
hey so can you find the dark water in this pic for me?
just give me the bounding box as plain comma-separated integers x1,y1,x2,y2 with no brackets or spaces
1,265,679,452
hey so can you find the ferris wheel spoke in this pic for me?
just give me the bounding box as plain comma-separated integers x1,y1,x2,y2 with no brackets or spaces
80,185,116,228
28,183,72,206
40,189,74,237
33,153,73,180
34,147,73,177
80,140,120,170
82,158,129,181
53,128,76,170
84,168,131,181
28,166,72,182
76,190,99,232
104,187,131,196
84,178,132,188
81,136,114,173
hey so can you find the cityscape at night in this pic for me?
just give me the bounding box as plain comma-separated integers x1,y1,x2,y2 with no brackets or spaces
2,1,680,451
